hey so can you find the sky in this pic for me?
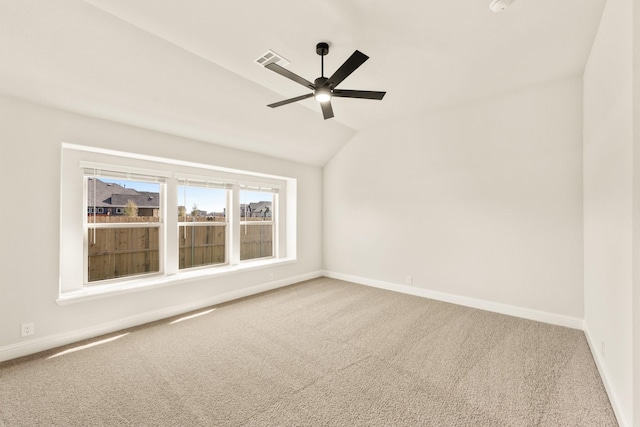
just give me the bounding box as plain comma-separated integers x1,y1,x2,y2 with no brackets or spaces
101,178,271,214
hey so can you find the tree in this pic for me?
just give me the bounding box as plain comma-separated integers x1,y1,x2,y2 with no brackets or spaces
124,199,138,217
178,206,187,221
191,203,199,217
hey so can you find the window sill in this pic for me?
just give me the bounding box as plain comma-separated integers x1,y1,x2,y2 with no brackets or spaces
57,257,297,306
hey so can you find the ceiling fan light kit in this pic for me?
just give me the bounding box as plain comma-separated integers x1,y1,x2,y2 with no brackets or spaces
314,86,331,103
264,42,386,120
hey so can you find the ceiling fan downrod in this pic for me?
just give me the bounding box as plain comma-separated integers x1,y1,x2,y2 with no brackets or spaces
316,42,329,78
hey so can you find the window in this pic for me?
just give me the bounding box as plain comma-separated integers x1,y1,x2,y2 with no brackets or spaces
85,172,164,284
240,185,276,261
59,143,296,301
177,178,229,270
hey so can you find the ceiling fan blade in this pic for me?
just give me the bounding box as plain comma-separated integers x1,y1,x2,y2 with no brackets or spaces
327,50,369,88
332,89,386,100
320,101,334,120
265,63,315,90
267,93,314,108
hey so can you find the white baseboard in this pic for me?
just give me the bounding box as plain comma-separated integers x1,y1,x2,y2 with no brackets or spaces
323,271,628,424
583,323,629,427
322,271,584,330
0,271,323,363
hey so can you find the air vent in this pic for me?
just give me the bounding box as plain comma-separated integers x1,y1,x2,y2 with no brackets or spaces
255,50,290,68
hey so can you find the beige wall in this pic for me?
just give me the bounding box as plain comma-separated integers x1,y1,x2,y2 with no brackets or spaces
324,75,584,319
583,0,634,424
633,0,640,423
634,0,640,421
0,95,323,358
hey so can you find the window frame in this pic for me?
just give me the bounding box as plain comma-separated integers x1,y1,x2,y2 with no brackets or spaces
83,170,166,285
239,183,278,262
176,176,231,271
59,143,296,304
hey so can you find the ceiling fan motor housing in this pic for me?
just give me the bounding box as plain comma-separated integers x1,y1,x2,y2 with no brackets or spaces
314,77,329,87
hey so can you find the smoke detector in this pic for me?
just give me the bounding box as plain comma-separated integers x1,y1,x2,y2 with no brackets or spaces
490,0,512,13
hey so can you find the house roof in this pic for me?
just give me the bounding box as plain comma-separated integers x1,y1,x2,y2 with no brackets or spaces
110,193,159,209
0,0,607,166
247,202,271,212
87,178,159,208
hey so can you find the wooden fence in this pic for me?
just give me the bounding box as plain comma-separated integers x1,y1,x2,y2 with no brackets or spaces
88,227,160,282
89,215,161,223
88,218,272,282
178,225,225,269
240,223,273,260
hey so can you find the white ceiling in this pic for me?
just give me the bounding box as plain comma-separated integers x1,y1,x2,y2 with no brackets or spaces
0,0,606,166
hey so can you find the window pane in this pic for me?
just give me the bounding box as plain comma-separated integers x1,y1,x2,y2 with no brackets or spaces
178,185,226,222
87,227,160,282
240,190,273,220
178,185,227,270
179,225,226,269
240,189,274,261
240,223,273,260
87,178,161,223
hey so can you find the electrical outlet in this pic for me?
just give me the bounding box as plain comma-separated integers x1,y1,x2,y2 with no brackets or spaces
406,275,413,285
268,273,274,281
21,322,34,337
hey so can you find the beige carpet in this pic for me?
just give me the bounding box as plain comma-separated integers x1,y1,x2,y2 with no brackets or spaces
0,278,618,426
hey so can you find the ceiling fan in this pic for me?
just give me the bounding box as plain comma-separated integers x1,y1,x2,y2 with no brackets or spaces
265,42,386,120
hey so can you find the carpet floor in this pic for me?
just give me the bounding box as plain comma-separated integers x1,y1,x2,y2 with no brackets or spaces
0,277,618,426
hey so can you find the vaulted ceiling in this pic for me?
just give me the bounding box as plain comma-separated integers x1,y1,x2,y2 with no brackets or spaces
0,0,606,166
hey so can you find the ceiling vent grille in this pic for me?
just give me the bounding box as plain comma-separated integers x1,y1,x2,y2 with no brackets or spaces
255,50,290,68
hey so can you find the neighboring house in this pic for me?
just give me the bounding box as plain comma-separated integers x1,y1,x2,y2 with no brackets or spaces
87,178,160,217
192,209,208,217
240,202,272,218
178,207,215,219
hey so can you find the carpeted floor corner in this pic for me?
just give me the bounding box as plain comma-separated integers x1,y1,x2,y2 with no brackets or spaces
0,277,618,426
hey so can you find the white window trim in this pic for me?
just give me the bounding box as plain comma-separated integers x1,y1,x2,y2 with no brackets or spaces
59,143,297,305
